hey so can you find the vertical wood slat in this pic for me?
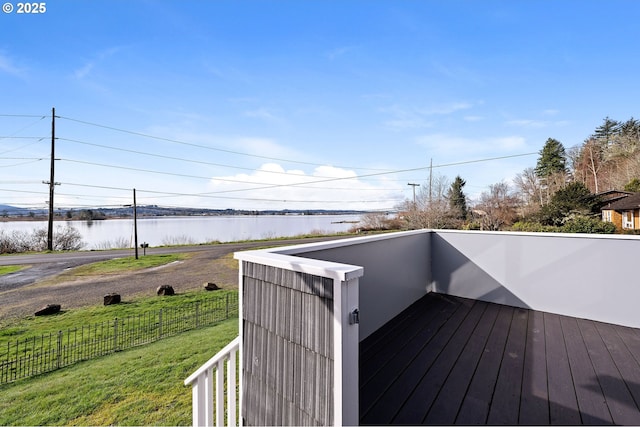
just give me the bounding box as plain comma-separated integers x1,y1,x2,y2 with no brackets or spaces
241,261,335,426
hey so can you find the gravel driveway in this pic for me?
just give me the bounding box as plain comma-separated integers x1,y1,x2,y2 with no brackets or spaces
0,235,353,321
0,248,239,321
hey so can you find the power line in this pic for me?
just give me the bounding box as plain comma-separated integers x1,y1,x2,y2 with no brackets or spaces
57,115,394,172
0,114,47,118
1,111,541,210
56,182,403,204
58,151,538,196
58,137,317,177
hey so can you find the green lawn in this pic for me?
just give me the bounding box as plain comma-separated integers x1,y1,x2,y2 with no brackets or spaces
0,289,238,344
61,253,189,276
0,265,25,275
0,318,238,426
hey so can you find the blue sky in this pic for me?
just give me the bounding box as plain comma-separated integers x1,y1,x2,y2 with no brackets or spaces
1,0,639,211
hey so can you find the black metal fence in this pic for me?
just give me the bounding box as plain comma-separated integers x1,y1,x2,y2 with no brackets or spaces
0,292,238,384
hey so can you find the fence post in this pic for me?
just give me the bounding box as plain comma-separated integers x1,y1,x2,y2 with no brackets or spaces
113,318,118,352
195,302,200,328
226,293,229,319
56,331,62,369
158,309,163,339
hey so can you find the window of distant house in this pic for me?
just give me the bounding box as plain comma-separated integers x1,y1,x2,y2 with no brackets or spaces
602,210,612,222
623,210,634,229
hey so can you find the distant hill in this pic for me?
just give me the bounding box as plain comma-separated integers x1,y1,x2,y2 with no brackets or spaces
0,204,373,220
0,204,29,215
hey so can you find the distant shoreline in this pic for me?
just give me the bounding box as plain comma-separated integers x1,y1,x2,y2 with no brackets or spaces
0,212,368,223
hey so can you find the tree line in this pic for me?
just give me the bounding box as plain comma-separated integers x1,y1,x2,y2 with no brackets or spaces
361,117,640,234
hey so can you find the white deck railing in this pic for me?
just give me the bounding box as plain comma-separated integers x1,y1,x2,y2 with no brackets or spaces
184,336,240,427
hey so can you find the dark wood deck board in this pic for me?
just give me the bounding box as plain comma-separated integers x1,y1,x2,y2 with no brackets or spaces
423,302,499,425
519,310,549,425
486,307,528,425
545,312,582,425
360,296,472,424
360,293,446,386
577,318,640,425
361,293,640,425
455,304,513,425
560,315,612,425
359,292,436,359
392,301,487,424
595,322,640,412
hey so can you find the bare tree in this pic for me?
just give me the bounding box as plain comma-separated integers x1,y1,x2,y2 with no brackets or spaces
513,167,543,214
397,174,461,229
474,182,520,230
358,212,393,231
580,138,606,193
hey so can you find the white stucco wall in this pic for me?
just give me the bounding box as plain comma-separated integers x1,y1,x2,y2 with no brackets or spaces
432,230,640,329
295,230,432,339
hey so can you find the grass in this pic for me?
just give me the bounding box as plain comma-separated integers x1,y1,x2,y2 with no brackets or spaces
0,265,25,276
66,253,189,276
0,289,238,345
30,253,192,289
0,318,238,426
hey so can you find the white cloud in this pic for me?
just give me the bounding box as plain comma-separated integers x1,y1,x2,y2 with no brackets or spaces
0,52,25,77
235,137,301,160
505,119,570,129
381,101,476,130
505,119,549,128
415,133,527,157
243,108,286,125
74,62,95,79
380,105,434,130
73,46,122,80
207,163,404,210
326,45,358,61
419,102,473,116
141,122,304,162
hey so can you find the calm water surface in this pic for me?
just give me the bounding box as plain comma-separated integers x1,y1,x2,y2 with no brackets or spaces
0,215,362,250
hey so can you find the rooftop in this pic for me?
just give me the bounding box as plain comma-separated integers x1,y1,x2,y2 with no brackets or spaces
360,292,640,425
233,229,640,426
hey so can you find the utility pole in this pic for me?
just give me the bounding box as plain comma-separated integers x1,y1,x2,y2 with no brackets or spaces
47,107,56,251
407,183,420,208
428,158,433,205
133,188,139,260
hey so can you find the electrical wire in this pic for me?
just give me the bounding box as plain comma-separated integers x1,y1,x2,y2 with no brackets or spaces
57,115,394,172
1,112,540,210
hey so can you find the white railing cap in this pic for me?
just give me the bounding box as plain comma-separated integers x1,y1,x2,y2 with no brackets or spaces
184,336,240,386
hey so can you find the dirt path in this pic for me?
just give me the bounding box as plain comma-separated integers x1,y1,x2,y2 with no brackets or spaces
0,249,239,321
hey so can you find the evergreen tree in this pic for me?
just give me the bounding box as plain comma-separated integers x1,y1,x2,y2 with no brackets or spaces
593,116,620,145
619,117,640,140
538,181,596,226
624,178,640,192
535,138,567,178
447,176,468,220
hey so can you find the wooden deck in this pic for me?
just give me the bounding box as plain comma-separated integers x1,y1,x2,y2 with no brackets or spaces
360,292,640,425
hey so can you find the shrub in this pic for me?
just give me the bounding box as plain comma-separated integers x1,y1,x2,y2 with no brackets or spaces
510,221,559,233
560,216,617,234
0,225,84,253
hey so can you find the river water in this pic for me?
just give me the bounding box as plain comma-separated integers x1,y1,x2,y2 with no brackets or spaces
0,215,362,250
